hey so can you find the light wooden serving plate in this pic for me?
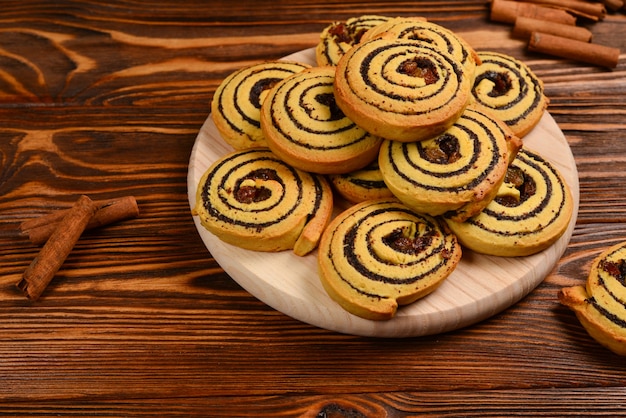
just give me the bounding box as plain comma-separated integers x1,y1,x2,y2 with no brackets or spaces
187,48,579,337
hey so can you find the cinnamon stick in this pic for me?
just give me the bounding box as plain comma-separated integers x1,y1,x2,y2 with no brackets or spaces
490,0,578,25
528,32,620,68
513,16,593,42
20,196,140,245
520,0,606,21
16,195,98,301
603,0,624,12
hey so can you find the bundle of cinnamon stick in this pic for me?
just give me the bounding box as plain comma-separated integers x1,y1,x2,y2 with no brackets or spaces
17,195,140,301
490,0,622,68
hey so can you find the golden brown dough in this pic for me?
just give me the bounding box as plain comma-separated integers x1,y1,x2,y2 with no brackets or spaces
315,15,391,66
211,61,311,150
560,241,626,356
333,37,471,142
318,198,462,320
261,66,383,175
379,106,521,222
471,51,549,138
193,148,333,256
360,17,479,76
445,148,574,256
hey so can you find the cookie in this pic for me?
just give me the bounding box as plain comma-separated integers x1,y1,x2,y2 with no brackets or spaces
445,148,574,257
379,106,522,222
329,160,394,204
261,66,383,174
559,241,626,356
193,148,333,256
333,37,471,142
317,198,462,320
315,15,391,66
471,51,549,138
360,17,479,76
211,61,311,150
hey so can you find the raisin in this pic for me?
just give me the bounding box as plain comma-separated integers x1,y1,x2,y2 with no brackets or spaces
495,166,536,207
438,135,460,163
328,23,351,43
383,228,433,255
601,259,626,285
235,186,271,203
504,166,525,188
233,169,278,203
485,71,512,97
398,58,439,85
422,134,460,164
424,147,447,163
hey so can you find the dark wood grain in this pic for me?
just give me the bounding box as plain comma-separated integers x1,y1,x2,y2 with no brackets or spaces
2,389,626,416
1,0,626,415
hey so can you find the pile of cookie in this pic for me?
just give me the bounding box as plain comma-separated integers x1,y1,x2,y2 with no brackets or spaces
193,15,574,321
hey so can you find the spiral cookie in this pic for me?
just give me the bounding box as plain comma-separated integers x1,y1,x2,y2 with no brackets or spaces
193,148,333,256
261,66,383,175
334,37,471,142
329,160,394,204
559,242,626,356
211,61,311,150
318,198,462,320
471,51,549,138
315,15,391,67
379,106,522,222
445,148,574,257
359,17,480,76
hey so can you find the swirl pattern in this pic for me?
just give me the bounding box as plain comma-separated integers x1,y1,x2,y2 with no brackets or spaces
360,17,479,75
315,15,391,66
445,148,574,257
471,51,548,138
211,61,311,150
193,148,333,256
559,242,626,356
261,66,382,174
379,106,519,222
334,37,471,142
329,160,394,204
318,199,462,320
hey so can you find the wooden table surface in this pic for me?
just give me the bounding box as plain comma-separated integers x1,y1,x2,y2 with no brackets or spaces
1,1,625,415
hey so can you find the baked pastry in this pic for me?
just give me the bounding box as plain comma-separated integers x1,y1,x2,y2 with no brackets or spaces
211,61,311,150
333,37,471,142
471,51,549,138
445,148,574,257
261,66,383,175
317,198,462,320
193,148,333,256
379,106,522,222
559,241,626,356
329,160,394,204
315,15,391,66
359,17,479,76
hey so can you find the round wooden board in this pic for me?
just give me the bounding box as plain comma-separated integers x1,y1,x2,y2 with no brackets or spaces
187,48,580,337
